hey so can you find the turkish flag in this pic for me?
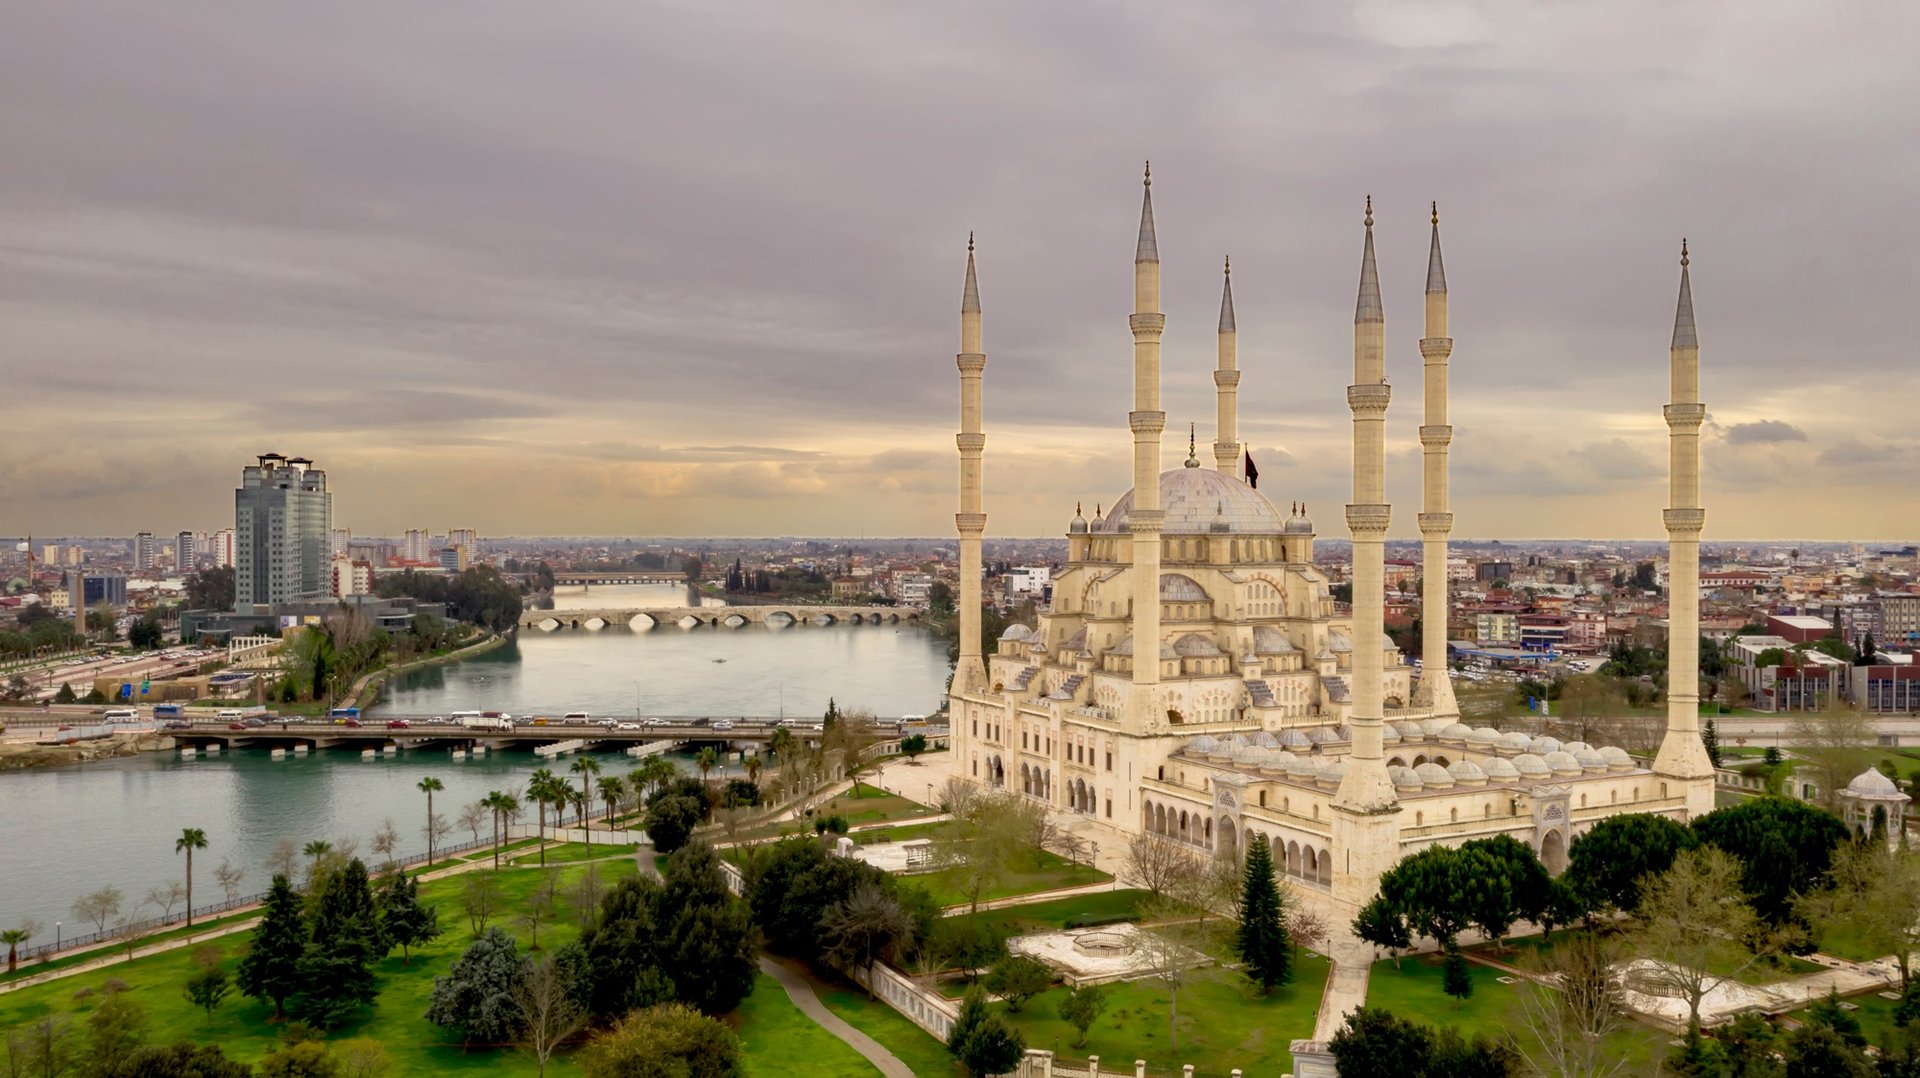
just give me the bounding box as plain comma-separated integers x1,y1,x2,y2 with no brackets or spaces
1244,451,1259,489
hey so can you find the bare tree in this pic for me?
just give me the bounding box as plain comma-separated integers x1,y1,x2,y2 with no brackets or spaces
933,790,1047,914
16,1015,76,1078
1514,933,1632,1078
567,863,606,928
1131,895,1213,1055
424,813,452,859
522,871,561,951
71,887,124,935
1791,702,1876,810
264,839,299,882
146,882,187,922
334,1037,392,1078
1285,901,1329,959
1125,831,1204,900
1628,847,1798,1031
463,872,502,934
213,860,246,906
1800,842,1920,989
821,882,914,985
513,952,587,1077
370,818,401,871
459,800,489,844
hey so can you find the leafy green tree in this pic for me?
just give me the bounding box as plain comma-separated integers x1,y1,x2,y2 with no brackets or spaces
947,986,1025,1078
1461,834,1552,950
578,1003,740,1078
821,882,915,981
85,989,150,1077
1353,893,1412,966
176,827,209,926
645,794,704,855
983,954,1054,1013
1783,1022,1874,1078
183,567,236,611
129,615,164,650
1634,847,1796,1032
291,859,385,1027
53,682,77,704
1442,942,1473,1002
1330,1006,1519,1077
103,1041,253,1078
425,927,528,1051
183,962,230,1020
1234,833,1292,992
378,871,439,966
1693,798,1850,926
238,875,307,1019
1564,812,1700,915
1057,984,1108,1049
651,843,756,1015
257,1040,340,1078
900,734,928,761
576,877,670,1021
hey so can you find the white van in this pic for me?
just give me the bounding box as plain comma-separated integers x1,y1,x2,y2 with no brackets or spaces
103,708,140,723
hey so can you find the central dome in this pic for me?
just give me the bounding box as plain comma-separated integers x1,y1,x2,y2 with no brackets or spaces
1099,468,1285,535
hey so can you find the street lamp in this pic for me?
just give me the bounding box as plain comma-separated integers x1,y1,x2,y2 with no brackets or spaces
54,922,60,951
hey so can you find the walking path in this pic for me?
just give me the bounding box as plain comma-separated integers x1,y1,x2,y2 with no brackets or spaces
758,955,915,1078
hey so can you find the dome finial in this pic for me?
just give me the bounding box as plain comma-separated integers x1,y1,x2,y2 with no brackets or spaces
1224,254,1231,276
1364,194,1373,228
1681,237,1689,267
1185,422,1200,467
1431,200,1438,226
967,230,974,253
1144,160,1151,187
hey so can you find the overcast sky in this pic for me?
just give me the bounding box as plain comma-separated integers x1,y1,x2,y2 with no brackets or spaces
4,1,1915,541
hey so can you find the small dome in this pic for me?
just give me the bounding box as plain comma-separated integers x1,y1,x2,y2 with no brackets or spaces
1265,749,1299,773
1573,749,1608,773
1253,626,1297,654
1304,726,1341,745
1528,736,1563,755
1600,746,1634,770
1448,760,1488,786
1187,735,1220,755
999,624,1032,641
1284,512,1313,535
1467,726,1502,747
1251,732,1280,749
1381,722,1403,744
1389,765,1424,790
1422,718,1456,736
1544,750,1582,774
1562,741,1593,754
1173,633,1224,657
1064,627,1088,651
1111,635,1136,656
1228,734,1252,750
1279,729,1313,750
1513,753,1551,777
1500,731,1533,751
1440,723,1473,740
1069,505,1089,534
1483,758,1522,781
1231,745,1264,766
1844,768,1904,797
1316,759,1346,789
1160,573,1209,602
1329,631,1353,653
1285,756,1319,779
1415,762,1456,788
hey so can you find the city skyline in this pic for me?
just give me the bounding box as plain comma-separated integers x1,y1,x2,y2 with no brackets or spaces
4,3,1916,539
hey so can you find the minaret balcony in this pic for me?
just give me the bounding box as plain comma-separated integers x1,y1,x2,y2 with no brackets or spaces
1346,384,1392,414
1663,508,1706,534
1418,337,1454,359
1418,425,1453,447
1663,403,1707,428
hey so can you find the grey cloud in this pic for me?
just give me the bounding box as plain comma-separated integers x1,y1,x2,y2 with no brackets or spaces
1815,439,1906,467
1723,420,1808,445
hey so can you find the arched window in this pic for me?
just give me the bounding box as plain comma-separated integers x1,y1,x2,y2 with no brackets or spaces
1450,807,1458,823
1416,811,1424,825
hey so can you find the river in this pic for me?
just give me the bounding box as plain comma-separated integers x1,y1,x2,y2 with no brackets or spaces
0,584,949,932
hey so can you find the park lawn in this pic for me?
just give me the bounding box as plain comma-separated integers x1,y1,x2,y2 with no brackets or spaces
509,842,636,867
1785,987,1905,1045
1,904,274,987
735,972,878,1078
0,859,639,1074
852,820,959,846
813,787,940,828
1368,952,1668,1071
995,956,1330,1075
941,890,1154,939
815,980,964,1078
923,852,1112,909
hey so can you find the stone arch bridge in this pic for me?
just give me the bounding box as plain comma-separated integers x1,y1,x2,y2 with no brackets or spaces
517,605,926,631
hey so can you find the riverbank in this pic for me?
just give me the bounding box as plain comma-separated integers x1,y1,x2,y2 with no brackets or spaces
340,630,508,710
0,729,174,772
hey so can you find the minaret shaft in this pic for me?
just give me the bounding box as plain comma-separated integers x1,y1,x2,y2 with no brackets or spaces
1129,168,1165,715
1416,206,1458,718
954,239,987,691
1653,241,1715,815
1214,260,1240,475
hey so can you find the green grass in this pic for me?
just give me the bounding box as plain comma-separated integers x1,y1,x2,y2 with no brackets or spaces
508,842,636,867
735,972,878,1077
941,890,1154,939
0,860,642,1074
851,820,958,846
1369,953,1669,1069
1784,987,1905,1044
815,979,963,1077
812,788,940,828
993,955,1330,1075
921,852,1112,908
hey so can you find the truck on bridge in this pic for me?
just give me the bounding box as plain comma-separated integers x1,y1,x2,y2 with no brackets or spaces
456,711,512,730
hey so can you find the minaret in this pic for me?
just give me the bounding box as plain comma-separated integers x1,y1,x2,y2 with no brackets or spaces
1128,164,1167,728
1652,239,1716,817
1214,257,1240,475
1415,203,1459,719
1332,197,1401,910
954,232,988,692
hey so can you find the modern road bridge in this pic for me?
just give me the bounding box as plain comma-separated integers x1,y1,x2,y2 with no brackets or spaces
167,718,949,755
516,605,925,631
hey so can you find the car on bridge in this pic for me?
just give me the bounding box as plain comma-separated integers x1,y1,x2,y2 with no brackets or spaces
713,719,735,731
386,719,410,729
616,722,641,730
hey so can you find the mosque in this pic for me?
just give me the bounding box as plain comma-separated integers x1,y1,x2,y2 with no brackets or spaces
944,166,1718,914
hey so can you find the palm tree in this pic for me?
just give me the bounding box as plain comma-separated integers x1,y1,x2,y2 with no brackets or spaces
696,746,720,785
527,768,561,865
569,757,601,826
570,788,592,852
2,924,35,974
632,755,674,800
417,776,444,865
483,791,520,870
176,828,209,926
744,752,763,786
598,774,625,826
769,726,795,763
301,840,331,888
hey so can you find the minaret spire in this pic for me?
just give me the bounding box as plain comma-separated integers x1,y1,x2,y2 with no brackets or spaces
952,234,988,693
1332,195,1400,910
1213,255,1241,475
1127,162,1168,734
1653,239,1715,815
1414,202,1459,719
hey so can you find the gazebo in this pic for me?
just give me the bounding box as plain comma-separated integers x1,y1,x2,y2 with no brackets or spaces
1837,768,1911,843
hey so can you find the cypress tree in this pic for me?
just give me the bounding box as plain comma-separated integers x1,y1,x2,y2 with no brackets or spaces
237,874,307,1019
379,871,440,966
1233,834,1291,993
1701,718,1722,768
291,858,385,1027
1442,940,1473,1002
